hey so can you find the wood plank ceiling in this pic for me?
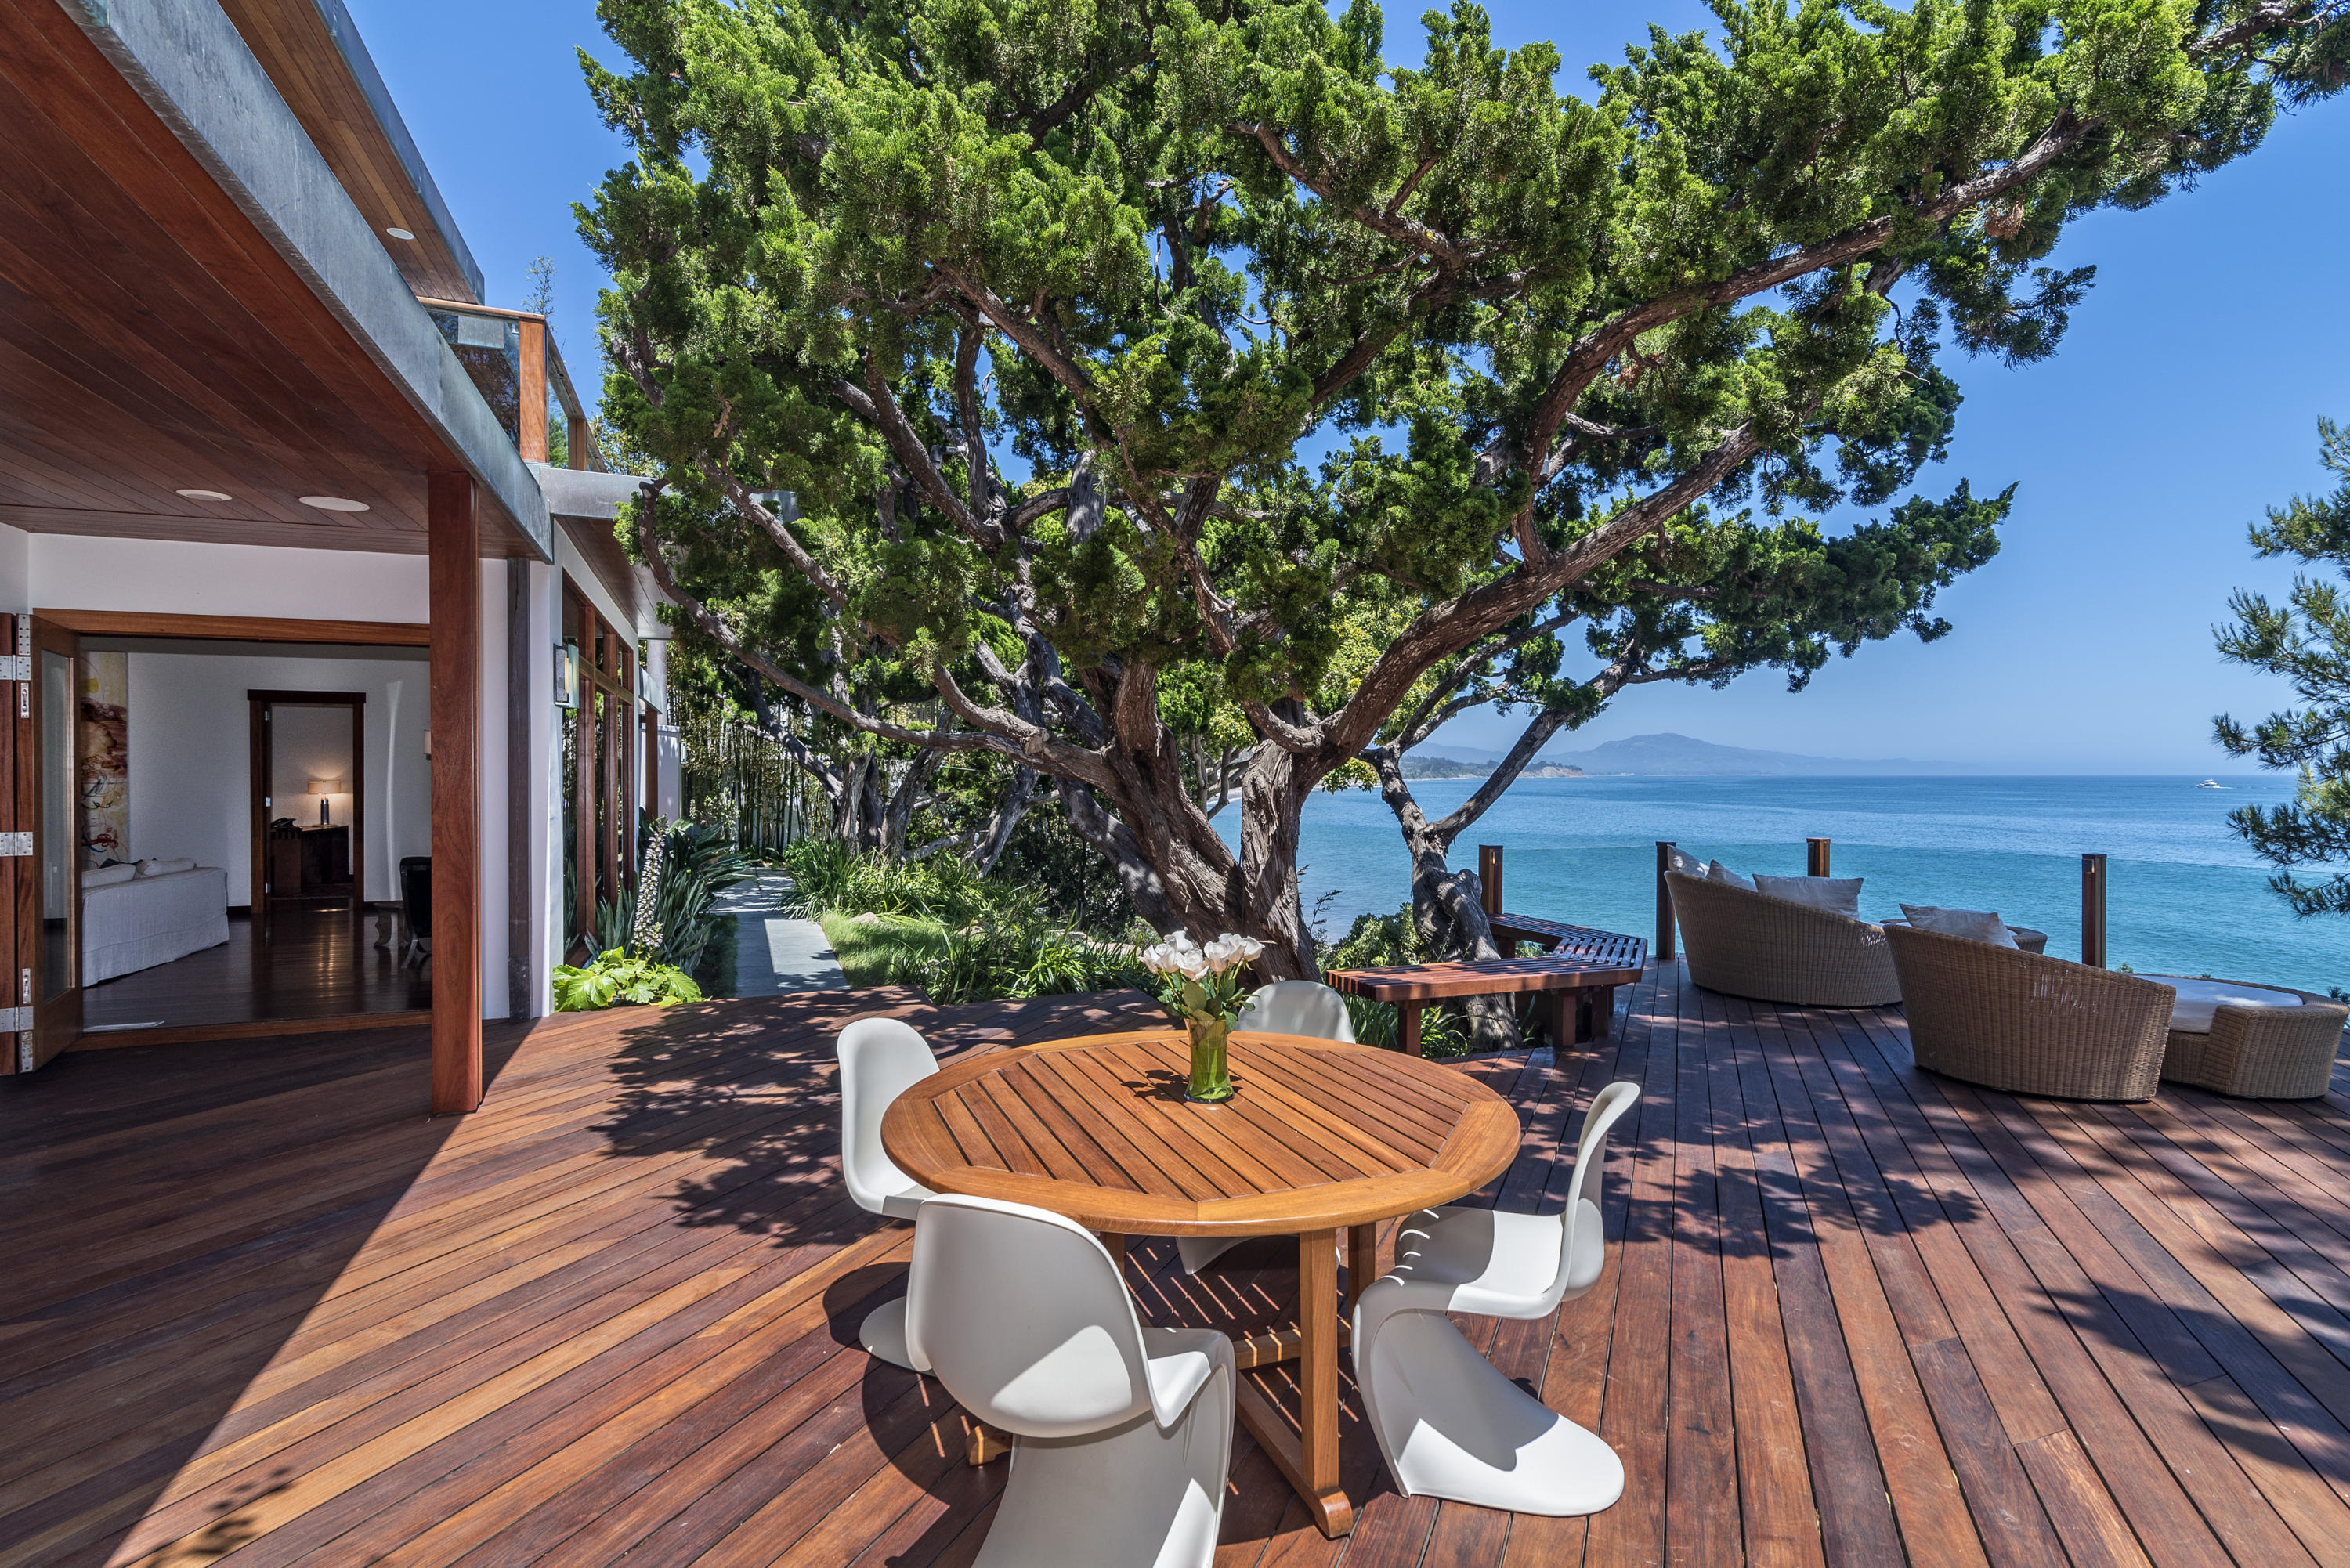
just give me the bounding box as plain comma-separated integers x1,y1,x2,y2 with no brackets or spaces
0,0,526,556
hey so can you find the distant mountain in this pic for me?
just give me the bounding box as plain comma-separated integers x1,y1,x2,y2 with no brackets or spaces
1540,732,1987,776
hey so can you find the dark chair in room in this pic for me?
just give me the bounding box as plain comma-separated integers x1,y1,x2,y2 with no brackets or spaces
400,856,432,966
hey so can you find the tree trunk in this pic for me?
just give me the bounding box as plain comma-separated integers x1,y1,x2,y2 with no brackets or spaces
969,763,1039,875
1367,745,1519,1049
878,748,946,857
1054,777,1183,935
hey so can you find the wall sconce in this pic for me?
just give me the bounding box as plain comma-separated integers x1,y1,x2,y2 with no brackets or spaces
554,640,580,709
307,778,343,826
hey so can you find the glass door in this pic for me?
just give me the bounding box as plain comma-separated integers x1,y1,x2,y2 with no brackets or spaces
27,617,81,1067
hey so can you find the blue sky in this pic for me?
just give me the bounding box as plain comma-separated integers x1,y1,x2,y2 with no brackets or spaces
349,0,2350,773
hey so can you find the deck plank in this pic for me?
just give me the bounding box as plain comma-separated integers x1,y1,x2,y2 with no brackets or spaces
9,968,2350,1566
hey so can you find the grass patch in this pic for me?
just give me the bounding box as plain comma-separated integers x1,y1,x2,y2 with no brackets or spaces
819,909,950,987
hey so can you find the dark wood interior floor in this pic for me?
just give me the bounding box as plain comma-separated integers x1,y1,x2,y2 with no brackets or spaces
77,905,428,1037
9,963,2350,1567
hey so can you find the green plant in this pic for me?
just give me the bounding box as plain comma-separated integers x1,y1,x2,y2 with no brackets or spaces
778,840,999,927
2215,417,2350,916
598,818,761,977
554,948,707,1010
920,903,1151,1006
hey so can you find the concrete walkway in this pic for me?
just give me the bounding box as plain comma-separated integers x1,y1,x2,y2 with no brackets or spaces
712,872,848,995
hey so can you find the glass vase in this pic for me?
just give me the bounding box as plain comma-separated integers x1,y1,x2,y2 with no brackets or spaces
1184,1015,1235,1104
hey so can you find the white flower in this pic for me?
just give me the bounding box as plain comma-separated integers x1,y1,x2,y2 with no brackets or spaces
1172,946,1209,979
1203,934,1242,973
1141,942,1175,974
1231,936,1264,962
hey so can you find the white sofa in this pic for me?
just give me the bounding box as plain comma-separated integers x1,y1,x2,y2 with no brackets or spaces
81,865,230,983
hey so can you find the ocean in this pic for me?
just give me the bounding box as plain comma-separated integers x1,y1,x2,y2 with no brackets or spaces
1272,774,2347,995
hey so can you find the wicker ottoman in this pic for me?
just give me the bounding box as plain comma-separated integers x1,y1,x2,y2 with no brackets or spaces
2150,977,2348,1099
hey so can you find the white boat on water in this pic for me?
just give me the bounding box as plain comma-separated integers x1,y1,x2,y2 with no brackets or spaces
2198,779,2225,789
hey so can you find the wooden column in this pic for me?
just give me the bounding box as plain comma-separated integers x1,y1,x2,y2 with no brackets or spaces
1807,837,1831,877
2081,854,2107,969
517,319,548,464
1477,844,1503,917
429,471,483,1115
1654,841,1678,962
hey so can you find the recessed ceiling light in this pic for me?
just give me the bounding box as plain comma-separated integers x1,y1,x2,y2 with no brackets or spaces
298,495,370,513
176,487,232,502
385,226,415,240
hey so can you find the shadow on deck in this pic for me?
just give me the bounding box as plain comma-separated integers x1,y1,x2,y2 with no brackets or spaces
9,963,2350,1566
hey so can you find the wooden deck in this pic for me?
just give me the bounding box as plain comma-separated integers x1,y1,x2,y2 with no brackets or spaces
9,960,2350,1566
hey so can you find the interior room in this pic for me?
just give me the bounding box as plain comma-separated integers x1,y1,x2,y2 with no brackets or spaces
76,637,435,1039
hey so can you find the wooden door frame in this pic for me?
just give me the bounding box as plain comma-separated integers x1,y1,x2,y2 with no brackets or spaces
247,690,367,919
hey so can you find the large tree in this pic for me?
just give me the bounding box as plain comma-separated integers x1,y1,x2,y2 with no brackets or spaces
581,0,2346,978
2215,415,2350,916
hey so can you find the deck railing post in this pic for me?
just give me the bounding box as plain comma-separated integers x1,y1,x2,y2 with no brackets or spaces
2082,854,2108,968
1477,844,1503,918
1807,837,1831,877
1654,841,1678,962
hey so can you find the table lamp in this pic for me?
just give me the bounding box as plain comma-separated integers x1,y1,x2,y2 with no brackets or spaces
308,778,342,826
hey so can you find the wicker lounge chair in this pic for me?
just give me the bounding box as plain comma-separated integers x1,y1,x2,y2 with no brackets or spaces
2147,977,2348,1099
1885,924,2174,1100
1665,871,1900,1007
1882,919,2050,956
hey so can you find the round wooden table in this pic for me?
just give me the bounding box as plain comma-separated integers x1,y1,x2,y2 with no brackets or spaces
880,1027,1520,1537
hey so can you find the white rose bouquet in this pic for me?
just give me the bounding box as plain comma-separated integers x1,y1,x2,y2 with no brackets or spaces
1141,931,1264,1103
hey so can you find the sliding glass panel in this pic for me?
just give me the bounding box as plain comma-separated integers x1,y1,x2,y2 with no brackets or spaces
38,648,74,1000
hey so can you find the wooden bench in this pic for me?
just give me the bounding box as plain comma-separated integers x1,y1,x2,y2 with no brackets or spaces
1327,927,1647,1056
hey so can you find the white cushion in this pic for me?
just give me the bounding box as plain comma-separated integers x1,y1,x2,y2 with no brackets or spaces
84,862,138,887
1666,846,1705,878
1900,904,2020,950
1752,873,1864,920
1705,861,1756,892
136,856,197,877
2163,977,2303,1035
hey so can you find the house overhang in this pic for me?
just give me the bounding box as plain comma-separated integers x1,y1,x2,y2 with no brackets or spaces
534,464,674,641
0,0,551,561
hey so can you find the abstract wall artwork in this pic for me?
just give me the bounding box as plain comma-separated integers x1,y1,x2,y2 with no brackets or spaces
79,651,128,866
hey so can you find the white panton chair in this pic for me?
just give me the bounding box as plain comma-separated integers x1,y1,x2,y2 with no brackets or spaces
1351,1079,1641,1514
906,1195,1235,1568
836,1017,942,1370
1173,981,1358,1276
1236,979,1357,1044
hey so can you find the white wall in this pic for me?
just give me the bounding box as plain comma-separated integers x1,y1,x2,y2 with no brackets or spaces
474,558,510,1021
119,646,431,905
31,536,427,620
0,522,30,610
269,705,356,828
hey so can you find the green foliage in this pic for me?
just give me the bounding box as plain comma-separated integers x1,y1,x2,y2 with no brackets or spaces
792,840,1151,1002
2215,416,2350,916
554,948,707,1010
777,838,996,925
598,818,761,976
924,905,1152,1006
